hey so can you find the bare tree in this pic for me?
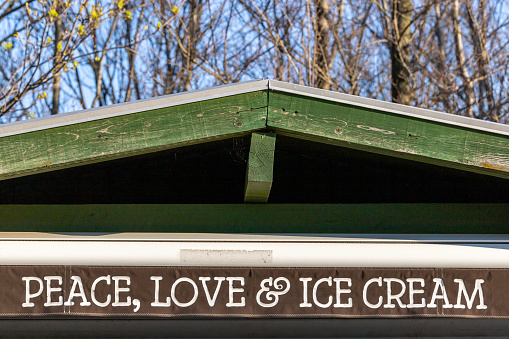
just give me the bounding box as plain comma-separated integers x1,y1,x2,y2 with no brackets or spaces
465,0,496,121
452,0,475,117
50,0,63,115
389,0,413,105
1,0,508,124
0,0,148,120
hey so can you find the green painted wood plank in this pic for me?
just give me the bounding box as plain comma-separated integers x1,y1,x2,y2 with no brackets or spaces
244,132,276,203
267,91,509,179
0,92,268,180
0,204,507,233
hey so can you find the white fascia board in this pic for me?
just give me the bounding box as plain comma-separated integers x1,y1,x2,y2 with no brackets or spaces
2,232,509,243
1,233,509,268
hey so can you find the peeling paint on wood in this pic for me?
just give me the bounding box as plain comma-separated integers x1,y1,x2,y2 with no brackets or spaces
0,92,267,180
267,91,509,179
482,162,509,172
2,87,509,181
356,125,396,135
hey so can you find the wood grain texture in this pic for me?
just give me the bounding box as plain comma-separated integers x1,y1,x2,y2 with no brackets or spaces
2,87,509,182
267,91,509,179
0,92,267,180
244,132,276,203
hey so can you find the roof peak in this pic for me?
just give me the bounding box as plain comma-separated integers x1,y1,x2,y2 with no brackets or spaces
1,79,508,138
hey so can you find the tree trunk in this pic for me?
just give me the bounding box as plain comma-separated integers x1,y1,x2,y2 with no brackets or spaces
274,2,285,82
452,0,475,118
390,0,412,105
51,0,63,115
313,0,331,90
125,3,141,102
433,3,452,113
183,0,201,91
465,0,497,122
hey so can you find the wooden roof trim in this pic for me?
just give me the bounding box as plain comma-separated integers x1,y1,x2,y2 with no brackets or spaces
0,79,269,138
1,79,508,139
266,90,509,178
0,80,508,181
268,80,509,137
0,90,268,180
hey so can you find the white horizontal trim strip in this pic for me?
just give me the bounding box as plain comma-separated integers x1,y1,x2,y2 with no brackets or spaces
1,233,508,268
1,233,509,243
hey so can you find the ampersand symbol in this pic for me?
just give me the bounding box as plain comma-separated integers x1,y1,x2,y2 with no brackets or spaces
256,277,291,308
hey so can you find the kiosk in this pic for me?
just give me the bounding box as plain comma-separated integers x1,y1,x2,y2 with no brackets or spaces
0,80,508,337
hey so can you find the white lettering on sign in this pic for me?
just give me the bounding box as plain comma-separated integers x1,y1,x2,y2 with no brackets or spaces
407,278,426,308
363,277,383,309
299,277,313,308
44,276,63,307
199,277,226,307
360,277,487,310
300,277,353,308
226,277,245,307
64,276,91,306
19,273,489,314
454,279,487,310
112,276,131,307
91,275,111,307
22,277,43,308
383,278,407,309
171,278,199,307
150,276,171,307
427,278,453,308
148,276,247,308
256,277,290,307
313,277,333,308
333,278,353,308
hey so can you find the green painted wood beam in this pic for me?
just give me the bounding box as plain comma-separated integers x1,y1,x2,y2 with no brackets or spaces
267,91,509,179
0,92,267,180
0,204,507,233
244,132,276,203
2,84,509,183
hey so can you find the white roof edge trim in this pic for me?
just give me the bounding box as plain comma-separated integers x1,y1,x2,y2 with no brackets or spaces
268,80,509,137
2,234,509,267
2,232,509,244
0,79,269,138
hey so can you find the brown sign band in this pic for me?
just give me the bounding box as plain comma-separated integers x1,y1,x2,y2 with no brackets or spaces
0,266,504,318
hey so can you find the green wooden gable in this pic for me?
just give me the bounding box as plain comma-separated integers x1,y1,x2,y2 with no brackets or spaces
0,80,508,233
